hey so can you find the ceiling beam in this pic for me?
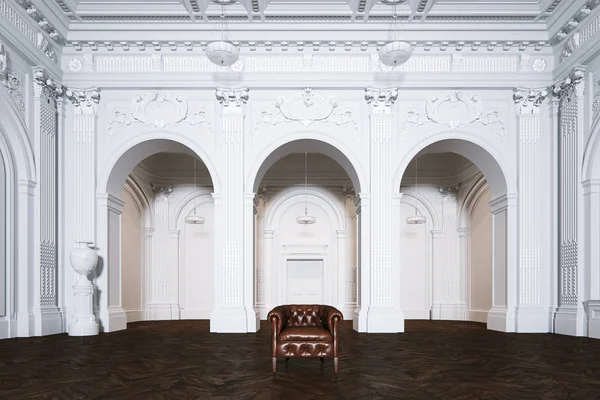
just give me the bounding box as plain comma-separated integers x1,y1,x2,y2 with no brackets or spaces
361,0,377,22
180,0,199,22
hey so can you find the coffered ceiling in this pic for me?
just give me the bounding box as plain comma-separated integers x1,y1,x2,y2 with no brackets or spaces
52,0,566,24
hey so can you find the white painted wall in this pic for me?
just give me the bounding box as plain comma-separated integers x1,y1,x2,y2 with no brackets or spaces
121,189,143,322
0,150,5,317
469,189,493,323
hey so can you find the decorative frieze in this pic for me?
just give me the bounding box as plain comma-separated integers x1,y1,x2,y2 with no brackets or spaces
399,91,506,137
107,91,212,135
254,88,358,136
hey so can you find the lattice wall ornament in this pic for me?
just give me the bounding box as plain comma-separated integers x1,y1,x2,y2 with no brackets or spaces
254,88,359,135
107,91,212,135
399,91,506,137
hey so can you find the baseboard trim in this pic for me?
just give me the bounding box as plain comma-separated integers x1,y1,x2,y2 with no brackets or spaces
32,307,63,336
468,310,488,323
487,306,516,332
210,307,249,333
586,300,600,339
125,310,145,323
367,307,405,333
555,306,587,337
403,309,431,320
515,306,552,333
105,306,127,333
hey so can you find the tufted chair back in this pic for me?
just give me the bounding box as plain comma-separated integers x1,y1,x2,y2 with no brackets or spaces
285,305,324,327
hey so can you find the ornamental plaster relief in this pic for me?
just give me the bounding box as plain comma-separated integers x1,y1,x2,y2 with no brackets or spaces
398,91,507,138
593,71,600,122
253,88,359,137
106,91,212,136
0,44,25,116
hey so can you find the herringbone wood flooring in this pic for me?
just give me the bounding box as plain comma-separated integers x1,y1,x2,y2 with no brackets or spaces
0,320,599,399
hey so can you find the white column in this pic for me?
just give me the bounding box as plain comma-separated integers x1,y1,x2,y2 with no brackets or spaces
553,68,587,336
342,188,357,312
147,184,173,320
363,87,403,333
211,87,253,332
457,227,468,317
354,193,370,331
263,229,275,316
31,69,62,335
336,230,346,310
144,227,154,320
391,193,402,316
16,180,35,337
430,229,444,319
243,192,259,332
168,229,180,319
255,189,266,318
65,87,101,332
513,87,551,332
487,194,518,333
95,193,126,332
438,186,465,320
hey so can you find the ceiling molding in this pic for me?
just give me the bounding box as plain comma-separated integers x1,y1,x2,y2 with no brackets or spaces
13,0,65,44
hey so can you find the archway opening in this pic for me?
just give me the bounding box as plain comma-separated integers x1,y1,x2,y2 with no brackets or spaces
397,139,511,332
250,139,362,322
101,139,217,332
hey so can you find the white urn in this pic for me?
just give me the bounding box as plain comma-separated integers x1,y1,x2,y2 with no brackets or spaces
70,241,98,285
68,241,99,336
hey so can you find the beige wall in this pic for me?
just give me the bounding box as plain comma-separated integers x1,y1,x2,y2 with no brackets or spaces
121,189,143,322
469,189,493,321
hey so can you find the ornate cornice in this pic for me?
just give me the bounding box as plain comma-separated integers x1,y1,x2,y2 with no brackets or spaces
513,87,548,115
216,87,249,108
13,0,64,44
551,0,600,45
364,87,398,114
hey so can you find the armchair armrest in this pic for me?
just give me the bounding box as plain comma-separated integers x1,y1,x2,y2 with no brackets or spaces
319,306,343,336
268,306,288,336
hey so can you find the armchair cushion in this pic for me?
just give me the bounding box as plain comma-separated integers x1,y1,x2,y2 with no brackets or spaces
279,326,332,342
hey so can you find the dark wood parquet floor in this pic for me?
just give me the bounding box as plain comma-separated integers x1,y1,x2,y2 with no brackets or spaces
0,320,599,400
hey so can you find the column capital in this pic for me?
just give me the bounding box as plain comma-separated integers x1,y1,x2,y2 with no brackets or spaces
216,87,249,111
32,68,64,99
364,87,398,115
513,87,548,115
552,67,585,103
438,185,460,197
151,183,174,198
66,87,101,115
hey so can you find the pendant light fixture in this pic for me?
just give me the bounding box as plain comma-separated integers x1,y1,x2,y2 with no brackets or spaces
406,155,426,225
185,156,206,225
379,0,413,67
205,1,239,67
296,151,316,225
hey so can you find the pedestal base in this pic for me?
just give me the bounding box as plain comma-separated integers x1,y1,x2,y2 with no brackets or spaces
68,322,99,336
586,301,600,339
210,307,251,333
555,306,587,336
515,306,552,333
487,306,516,332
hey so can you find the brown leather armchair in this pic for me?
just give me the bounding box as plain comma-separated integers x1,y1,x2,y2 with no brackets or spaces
268,304,343,373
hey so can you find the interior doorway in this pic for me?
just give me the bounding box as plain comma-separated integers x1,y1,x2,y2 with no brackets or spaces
286,259,324,304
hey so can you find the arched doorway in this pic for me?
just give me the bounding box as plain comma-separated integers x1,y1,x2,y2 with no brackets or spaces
0,88,36,338
247,138,365,329
394,138,517,332
98,138,219,332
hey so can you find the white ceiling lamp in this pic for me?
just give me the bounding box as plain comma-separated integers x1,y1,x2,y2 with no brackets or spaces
406,155,426,225
205,1,239,67
186,156,206,225
297,151,316,225
379,0,413,67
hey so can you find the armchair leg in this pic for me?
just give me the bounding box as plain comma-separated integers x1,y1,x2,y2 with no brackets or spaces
285,357,290,365
320,357,325,364
334,357,339,374
272,357,276,373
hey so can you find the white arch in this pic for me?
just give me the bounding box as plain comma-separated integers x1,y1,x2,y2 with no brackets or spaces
393,132,513,198
264,187,345,231
457,173,489,226
98,133,221,196
246,132,367,193
123,176,154,229
0,86,36,338
0,87,36,182
582,119,600,181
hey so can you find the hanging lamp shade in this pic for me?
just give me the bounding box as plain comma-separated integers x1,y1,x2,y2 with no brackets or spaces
185,156,205,225
379,41,413,67
379,1,412,67
206,41,239,67
297,151,316,225
406,207,426,225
